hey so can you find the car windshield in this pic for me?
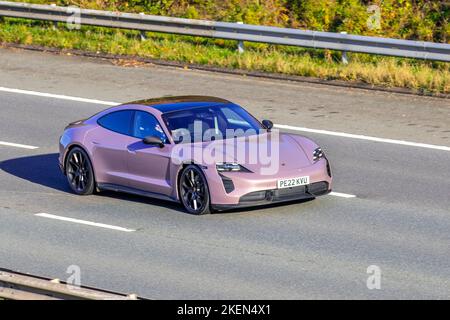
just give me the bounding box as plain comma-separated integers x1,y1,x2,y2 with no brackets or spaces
162,104,264,143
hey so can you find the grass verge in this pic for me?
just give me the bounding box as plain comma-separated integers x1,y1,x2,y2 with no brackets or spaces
0,18,449,94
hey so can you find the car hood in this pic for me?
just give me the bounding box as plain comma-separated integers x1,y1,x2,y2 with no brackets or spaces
182,132,313,173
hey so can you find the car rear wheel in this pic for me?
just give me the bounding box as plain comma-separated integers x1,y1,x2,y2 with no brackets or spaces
65,147,95,195
179,165,211,215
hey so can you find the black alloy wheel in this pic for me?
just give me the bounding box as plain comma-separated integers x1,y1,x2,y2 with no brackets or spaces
65,147,95,195
179,165,211,215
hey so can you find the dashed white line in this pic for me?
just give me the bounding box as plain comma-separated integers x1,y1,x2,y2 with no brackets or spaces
0,87,117,106
329,192,357,198
275,124,450,152
0,141,39,150
35,213,136,232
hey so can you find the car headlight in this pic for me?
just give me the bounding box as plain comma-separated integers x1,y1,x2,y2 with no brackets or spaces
216,163,251,172
313,147,325,162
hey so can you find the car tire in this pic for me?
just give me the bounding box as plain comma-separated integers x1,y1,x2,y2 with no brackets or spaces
179,165,211,215
65,147,95,195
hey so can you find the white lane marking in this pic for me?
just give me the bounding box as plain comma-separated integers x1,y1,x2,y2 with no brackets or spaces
35,213,136,232
0,87,117,106
329,192,356,198
275,124,450,152
2,86,449,152
0,141,39,149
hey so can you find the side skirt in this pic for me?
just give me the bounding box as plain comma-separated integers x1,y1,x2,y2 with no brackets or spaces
97,183,178,203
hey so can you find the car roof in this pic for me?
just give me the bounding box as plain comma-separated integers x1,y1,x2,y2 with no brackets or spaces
124,96,232,113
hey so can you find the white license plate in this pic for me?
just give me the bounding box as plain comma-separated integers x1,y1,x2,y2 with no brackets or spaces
277,176,310,189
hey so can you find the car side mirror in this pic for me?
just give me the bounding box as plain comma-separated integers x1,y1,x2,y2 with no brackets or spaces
262,119,274,131
143,136,165,148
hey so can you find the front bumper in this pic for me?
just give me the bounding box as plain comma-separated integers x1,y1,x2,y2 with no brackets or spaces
207,158,332,211
212,181,330,211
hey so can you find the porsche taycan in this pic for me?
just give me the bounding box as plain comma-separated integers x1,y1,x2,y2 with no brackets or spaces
59,96,332,215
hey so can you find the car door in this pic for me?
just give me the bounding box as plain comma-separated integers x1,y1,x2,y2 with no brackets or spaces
88,110,134,187
126,110,173,196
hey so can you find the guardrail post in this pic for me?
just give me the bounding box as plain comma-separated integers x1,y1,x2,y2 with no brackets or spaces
340,31,349,64
139,13,147,41
237,22,244,54
50,4,58,30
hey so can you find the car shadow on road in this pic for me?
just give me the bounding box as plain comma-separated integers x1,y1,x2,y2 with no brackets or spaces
0,153,71,193
0,153,184,213
98,190,185,213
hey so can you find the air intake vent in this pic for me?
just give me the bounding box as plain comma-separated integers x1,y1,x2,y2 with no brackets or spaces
220,174,235,193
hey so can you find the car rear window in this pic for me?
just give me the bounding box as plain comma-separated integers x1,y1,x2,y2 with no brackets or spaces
97,110,134,136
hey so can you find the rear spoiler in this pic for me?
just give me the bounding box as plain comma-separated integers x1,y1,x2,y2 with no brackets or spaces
65,118,87,130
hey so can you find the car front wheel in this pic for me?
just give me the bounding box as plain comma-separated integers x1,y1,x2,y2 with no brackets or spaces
179,165,211,215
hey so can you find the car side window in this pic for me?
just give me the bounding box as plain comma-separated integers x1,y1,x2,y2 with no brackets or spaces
133,111,168,142
97,110,134,136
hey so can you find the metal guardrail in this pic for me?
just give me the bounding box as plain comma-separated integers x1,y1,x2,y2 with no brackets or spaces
0,269,143,300
0,1,449,62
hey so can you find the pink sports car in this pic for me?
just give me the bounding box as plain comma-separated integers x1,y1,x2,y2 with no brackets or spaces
59,96,332,215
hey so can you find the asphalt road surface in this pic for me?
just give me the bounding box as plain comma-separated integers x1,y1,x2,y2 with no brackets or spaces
0,47,449,299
